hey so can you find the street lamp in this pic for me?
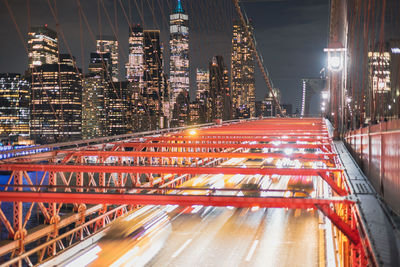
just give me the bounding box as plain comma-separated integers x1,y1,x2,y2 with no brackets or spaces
324,44,346,139
324,47,346,71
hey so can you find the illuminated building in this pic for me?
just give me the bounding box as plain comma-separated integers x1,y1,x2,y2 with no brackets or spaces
143,30,166,130
126,25,144,84
231,20,255,118
367,50,391,123
189,101,200,124
30,55,82,144
196,69,209,101
196,69,209,123
170,0,189,105
0,73,30,143
89,52,112,76
28,25,58,69
107,81,131,135
172,91,189,127
208,56,232,122
82,53,110,139
96,36,119,82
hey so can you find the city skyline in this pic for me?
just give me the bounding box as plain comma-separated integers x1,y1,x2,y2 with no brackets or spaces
0,0,330,111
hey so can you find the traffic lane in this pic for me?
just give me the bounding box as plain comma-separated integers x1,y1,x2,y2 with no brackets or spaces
248,209,319,267
148,207,319,267
147,207,265,267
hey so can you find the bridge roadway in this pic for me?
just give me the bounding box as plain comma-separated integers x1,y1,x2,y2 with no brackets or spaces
148,197,320,267
50,155,325,267
3,118,395,266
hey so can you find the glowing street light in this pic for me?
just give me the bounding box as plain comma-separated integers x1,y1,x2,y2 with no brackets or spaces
324,47,346,72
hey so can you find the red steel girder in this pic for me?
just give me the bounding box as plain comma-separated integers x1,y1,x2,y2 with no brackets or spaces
59,151,337,161
316,204,360,245
0,164,342,176
0,191,358,244
117,142,331,150
0,164,346,196
0,191,352,209
175,132,329,137
145,136,331,143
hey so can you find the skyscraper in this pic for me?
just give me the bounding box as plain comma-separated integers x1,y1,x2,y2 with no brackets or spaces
126,25,144,84
30,55,82,144
170,0,189,105
196,69,209,101
28,25,58,69
143,30,166,129
196,69,209,123
208,56,232,122
231,20,255,118
82,53,111,139
0,73,30,143
96,36,119,82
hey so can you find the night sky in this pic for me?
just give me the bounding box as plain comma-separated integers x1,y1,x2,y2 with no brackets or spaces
0,0,329,113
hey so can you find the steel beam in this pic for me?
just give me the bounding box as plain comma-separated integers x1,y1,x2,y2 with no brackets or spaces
0,164,342,176
58,150,337,160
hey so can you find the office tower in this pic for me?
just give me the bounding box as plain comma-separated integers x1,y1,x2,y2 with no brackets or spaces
189,101,201,124
208,56,232,122
142,30,165,130
82,53,110,139
367,51,391,123
196,69,209,101
126,25,144,84
28,25,58,69
231,20,255,118
88,52,112,77
0,73,30,143
96,36,119,82
107,81,131,135
196,69,209,123
30,54,82,144
170,0,189,105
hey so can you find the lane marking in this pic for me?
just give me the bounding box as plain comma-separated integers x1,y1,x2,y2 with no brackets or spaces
171,239,193,258
245,240,259,262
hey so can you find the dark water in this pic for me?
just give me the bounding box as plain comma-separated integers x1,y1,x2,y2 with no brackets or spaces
0,172,48,240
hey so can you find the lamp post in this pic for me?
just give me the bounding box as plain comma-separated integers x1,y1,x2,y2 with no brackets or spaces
324,45,346,139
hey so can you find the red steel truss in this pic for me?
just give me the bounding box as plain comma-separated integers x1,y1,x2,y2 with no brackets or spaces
0,118,367,265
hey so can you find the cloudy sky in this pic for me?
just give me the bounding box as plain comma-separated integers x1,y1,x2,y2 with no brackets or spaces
0,0,329,113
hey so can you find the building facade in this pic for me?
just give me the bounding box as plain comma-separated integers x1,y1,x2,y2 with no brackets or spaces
143,30,166,130
96,36,119,82
170,0,189,105
0,73,30,143
231,20,255,118
126,25,144,84
81,53,111,139
28,25,58,69
30,55,82,144
367,51,391,123
208,56,232,122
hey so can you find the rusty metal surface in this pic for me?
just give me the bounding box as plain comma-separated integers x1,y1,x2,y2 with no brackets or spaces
345,119,400,215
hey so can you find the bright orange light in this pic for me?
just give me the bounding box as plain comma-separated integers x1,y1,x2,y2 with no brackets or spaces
189,129,197,136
